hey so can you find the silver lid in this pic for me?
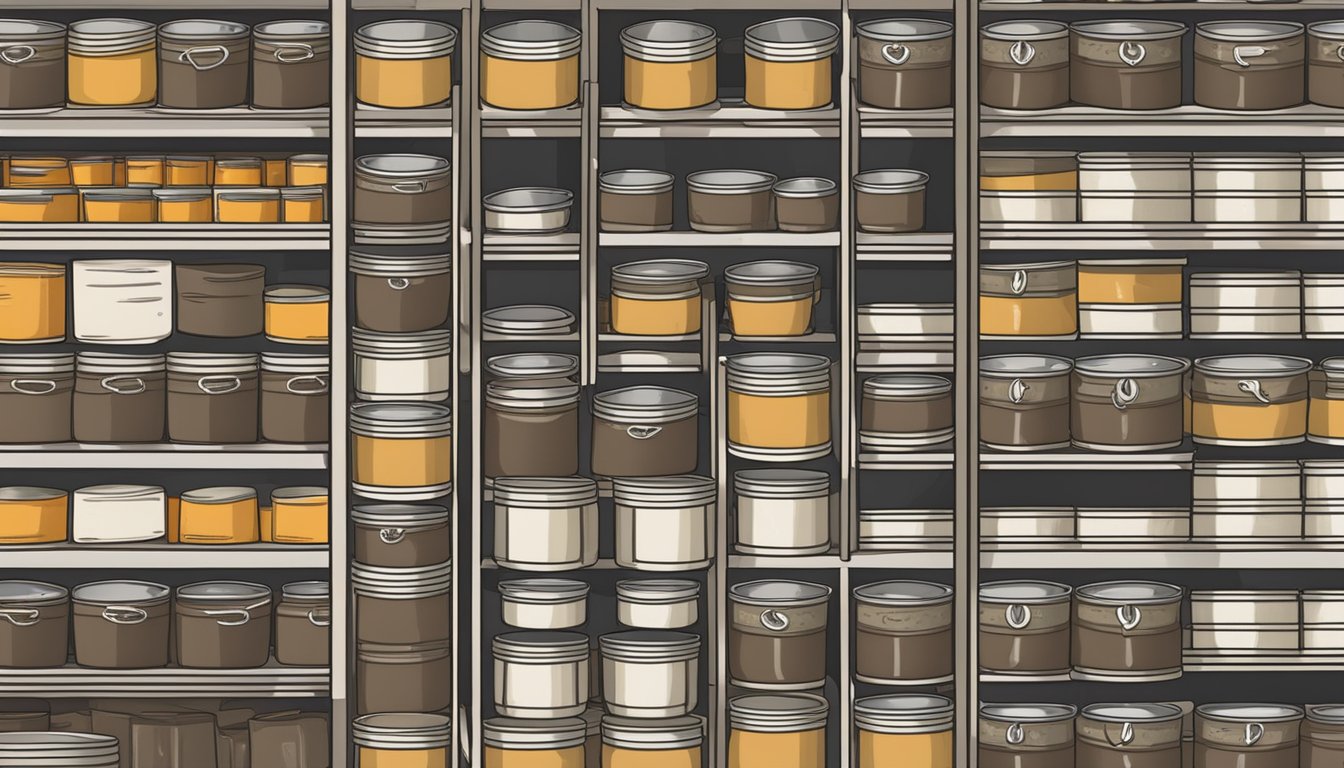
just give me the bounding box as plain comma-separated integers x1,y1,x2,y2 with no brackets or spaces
483,304,575,334
481,20,582,60
1074,355,1190,378
982,20,1069,41
1196,704,1304,723
774,177,837,199
1197,21,1304,43
1076,581,1182,604
159,19,250,40
726,352,830,376
1194,355,1313,378
355,20,457,58
493,476,599,507
486,353,579,380
0,580,67,603
864,374,952,397
600,169,675,194
855,695,955,733
0,486,63,502
621,20,717,62
499,579,590,604
979,580,1073,604
601,715,703,749
592,386,698,422
734,468,830,497
176,581,270,602
744,17,839,62
181,486,256,505
282,581,329,600
612,475,716,507
482,717,587,749
0,19,66,41
1082,703,1184,723
725,260,819,285
687,169,776,194
356,153,450,179
617,579,700,603
353,713,452,750
72,580,170,604
351,503,448,528
980,703,1078,723
729,693,830,731
1070,19,1187,40
272,487,326,503
854,169,930,193
730,579,831,606
980,354,1073,378
854,580,953,606
612,259,710,284
858,19,953,42
483,187,574,213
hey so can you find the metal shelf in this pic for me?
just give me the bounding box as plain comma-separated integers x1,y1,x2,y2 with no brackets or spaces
980,223,1344,251
0,108,328,138
0,443,327,470
728,551,951,569
598,350,702,373
0,0,326,6
354,0,467,7
601,103,839,139
598,0,842,7
853,0,952,7
856,232,955,262
0,544,329,569
355,105,453,138
0,224,330,251
859,445,955,471
981,1,1339,9
982,104,1344,138
981,444,1195,471
720,331,837,343
482,232,581,262
0,663,329,698
484,331,581,343
600,332,700,343
481,106,581,139
983,546,1344,570
600,231,840,247
858,106,954,139
1183,653,1344,673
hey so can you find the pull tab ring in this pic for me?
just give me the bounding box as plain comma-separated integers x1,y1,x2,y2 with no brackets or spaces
1006,723,1026,745
1233,45,1267,67
1010,40,1036,66
388,277,411,291
627,425,662,440
274,43,314,63
1119,41,1146,67
101,376,146,395
1008,378,1029,404
760,609,789,631
1244,722,1264,746
1237,379,1271,404
180,45,229,71
0,608,39,627
379,528,406,544
0,45,35,65
1116,604,1141,631
1107,721,1136,747
882,43,911,65
1010,270,1028,295
1005,604,1031,629
1112,378,1139,410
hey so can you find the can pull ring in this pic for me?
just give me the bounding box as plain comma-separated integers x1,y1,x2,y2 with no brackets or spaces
11,379,55,394
0,45,35,65
198,375,242,394
205,600,267,627
1008,378,1029,404
1006,723,1026,745
1112,378,1140,410
392,181,428,194
1233,46,1267,67
760,609,789,631
1237,379,1271,404
1005,604,1031,629
101,376,146,395
1107,721,1136,747
274,43,315,63
379,527,406,544
1244,722,1264,746
307,608,331,627
1010,40,1036,66
387,277,411,291
882,43,911,66
0,608,39,627
1119,41,1146,67
102,606,148,625
1117,604,1141,631
286,375,329,394
627,425,662,440
180,45,230,71
1337,44,1344,62
1010,270,1028,295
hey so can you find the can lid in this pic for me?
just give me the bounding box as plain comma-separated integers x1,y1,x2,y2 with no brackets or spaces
72,580,170,604
0,19,66,40
979,580,1073,603
980,703,1078,723
176,581,270,602
75,352,166,373
600,169,675,194
482,304,575,334
1194,354,1313,378
744,17,839,60
69,17,155,42
612,259,710,284
160,19,250,40
982,20,1069,40
254,20,330,38
264,284,329,302
1070,19,1186,40
261,353,329,373
1308,705,1344,724
0,261,62,277
482,717,587,749
353,713,451,749
355,19,457,47
858,18,953,42
74,484,162,499
484,187,574,213
351,503,449,527
856,695,955,733
687,169,776,194
486,377,581,407
1074,355,1190,378
0,580,67,603
854,169,930,193
621,19,716,49
733,468,830,497
616,579,700,602
612,475,717,507
854,580,952,606
729,693,830,730
1197,704,1304,723
271,486,327,503
499,578,590,604
592,385,699,422
492,630,589,653
1083,703,1184,723
481,20,582,59
356,153,449,178
350,401,451,428
1310,21,1344,40
729,579,831,605
726,352,830,375
282,581,329,599
181,486,257,505
486,352,578,379
493,476,598,507
167,351,259,373
773,177,837,199
1076,580,1182,604
980,354,1073,378
598,630,700,658
0,486,64,502
724,260,818,285
864,374,952,397
1196,20,1304,42
601,715,703,749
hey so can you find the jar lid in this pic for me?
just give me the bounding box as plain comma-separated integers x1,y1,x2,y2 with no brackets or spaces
486,353,578,380
864,374,952,397
982,20,1069,41
744,18,839,61
215,157,262,169
486,377,581,408
726,352,831,376
1197,704,1303,723
76,352,166,374
0,732,118,753
0,189,77,200
1076,580,1182,604
176,581,270,602
282,581,329,600
0,19,66,41
592,386,699,423
482,304,575,335
356,153,450,179
612,259,710,284
1308,705,1344,724
349,247,450,277
601,715,704,749
1074,355,1190,378
481,20,582,60
482,717,587,749
181,486,257,505
289,153,328,165
979,580,1073,604
1197,20,1304,43
729,579,831,606
724,260,819,285
0,486,64,502
493,476,599,507
855,695,955,733
272,486,327,504
264,284,329,303
729,694,830,731
153,188,213,201
854,580,952,606
612,475,716,507
857,18,953,42
621,20,717,61
1082,703,1184,724
853,169,930,193
616,579,700,603
351,503,449,528
0,262,62,277
599,630,699,661
353,328,451,357
1322,358,1344,376
600,169,675,194
980,354,1073,378
1070,19,1186,40
499,578,590,604
261,353,329,375
1194,355,1313,378
167,351,259,374
0,581,67,603
773,177,837,198
687,169,776,194
355,20,457,57
1310,21,1344,40
82,189,155,201
484,187,574,213
72,580,170,604
254,20,330,39
492,631,590,660
980,704,1077,723
217,188,281,202
353,713,452,749
69,18,155,47
734,468,830,497
74,484,162,500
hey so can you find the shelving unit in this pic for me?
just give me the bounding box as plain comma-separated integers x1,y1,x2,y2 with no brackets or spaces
0,544,330,569
0,666,331,698
0,224,332,250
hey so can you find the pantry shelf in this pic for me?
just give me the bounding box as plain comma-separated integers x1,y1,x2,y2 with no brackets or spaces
980,223,1344,251
0,664,330,698
354,0,469,7
981,104,1344,138
596,0,846,8
484,331,582,343
600,103,839,139
980,443,1195,471
0,108,329,138
0,444,328,470
858,106,954,139
720,332,837,343
1183,653,1344,673
858,445,955,471
0,0,328,6
481,106,581,139
598,350,702,373
0,544,329,569
0,224,331,251
482,233,580,262
852,0,952,8
982,546,1344,570
354,105,453,138
600,231,841,247
855,232,955,262
980,1,1339,9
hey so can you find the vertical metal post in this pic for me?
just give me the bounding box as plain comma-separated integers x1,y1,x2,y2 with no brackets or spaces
466,1,483,764
330,1,350,765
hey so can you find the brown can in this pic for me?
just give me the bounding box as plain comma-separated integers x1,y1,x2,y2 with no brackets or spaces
600,170,674,232
854,169,929,233
1073,581,1183,682
729,580,831,690
72,353,166,444
1196,704,1302,768
856,19,953,110
1072,355,1189,452
175,264,265,338
274,581,330,667
1309,22,1344,108
173,581,272,669
166,353,259,444
71,580,171,669
591,386,699,478
260,353,329,443
854,580,953,685
357,640,453,714
158,20,250,109
0,353,72,444
1304,705,1344,768
0,580,69,668
979,581,1072,677
981,21,1070,110
484,377,581,479
352,562,452,645
686,170,776,233
1195,21,1305,110
252,21,331,109
774,178,839,233
861,374,954,449
979,355,1073,451
1078,703,1184,768
131,712,219,768
0,20,66,111
350,247,451,333
354,154,452,228
980,703,1077,768
352,503,452,568
1070,20,1186,110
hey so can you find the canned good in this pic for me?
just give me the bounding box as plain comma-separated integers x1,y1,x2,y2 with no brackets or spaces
621,20,718,111
355,20,456,109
